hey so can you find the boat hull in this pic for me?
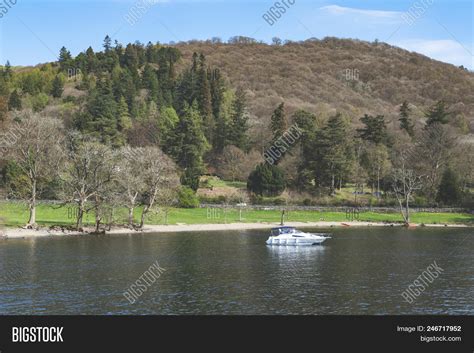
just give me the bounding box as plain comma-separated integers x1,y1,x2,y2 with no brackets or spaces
266,236,328,246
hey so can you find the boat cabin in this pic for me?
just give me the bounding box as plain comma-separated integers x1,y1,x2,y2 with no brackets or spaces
270,227,296,236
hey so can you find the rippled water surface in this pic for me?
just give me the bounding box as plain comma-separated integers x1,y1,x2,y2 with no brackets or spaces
0,227,473,314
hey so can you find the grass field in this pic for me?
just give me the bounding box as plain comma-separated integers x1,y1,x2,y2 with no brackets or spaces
0,202,472,228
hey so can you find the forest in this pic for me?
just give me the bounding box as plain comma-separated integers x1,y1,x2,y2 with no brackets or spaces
0,36,472,230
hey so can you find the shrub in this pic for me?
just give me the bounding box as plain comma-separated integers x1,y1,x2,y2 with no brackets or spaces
413,196,429,207
247,163,286,197
63,96,77,104
177,187,200,208
437,168,462,206
199,195,227,204
31,93,49,112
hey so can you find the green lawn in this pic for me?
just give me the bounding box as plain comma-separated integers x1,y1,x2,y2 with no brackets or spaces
0,202,472,228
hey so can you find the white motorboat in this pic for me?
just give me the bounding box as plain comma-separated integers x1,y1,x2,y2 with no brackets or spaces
266,226,331,246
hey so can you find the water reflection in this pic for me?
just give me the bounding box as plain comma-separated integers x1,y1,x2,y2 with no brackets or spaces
0,227,473,315
266,244,326,257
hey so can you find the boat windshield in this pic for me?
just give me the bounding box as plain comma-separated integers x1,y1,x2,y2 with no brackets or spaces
271,227,296,236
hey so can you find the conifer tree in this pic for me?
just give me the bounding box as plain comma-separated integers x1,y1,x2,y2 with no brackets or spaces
436,168,462,206
227,88,249,151
175,102,210,190
8,89,22,111
313,113,354,194
197,54,214,142
426,100,450,126
399,101,414,137
51,75,64,98
357,114,390,145
247,163,286,197
59,46,72,71
270,102,288,142
142,64,160,102
210,68,224,120
85,47,97,73
75,78,124,147
103,35,112,53
117,96,132,132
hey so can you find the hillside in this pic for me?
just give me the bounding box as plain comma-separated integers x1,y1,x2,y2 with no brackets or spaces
1,37,473,211
5,37,474,143
176,38,474,145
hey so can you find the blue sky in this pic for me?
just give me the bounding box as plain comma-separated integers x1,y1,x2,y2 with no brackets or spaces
0,0,472,68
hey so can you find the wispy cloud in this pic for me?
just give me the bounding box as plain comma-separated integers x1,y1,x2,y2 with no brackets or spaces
394,39,473,69
320,5,403,24
320,5,403,18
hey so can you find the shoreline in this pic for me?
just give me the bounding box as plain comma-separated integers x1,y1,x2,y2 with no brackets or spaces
1,221,471,239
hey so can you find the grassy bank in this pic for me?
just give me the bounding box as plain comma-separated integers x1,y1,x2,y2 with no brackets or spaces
0,202,472,228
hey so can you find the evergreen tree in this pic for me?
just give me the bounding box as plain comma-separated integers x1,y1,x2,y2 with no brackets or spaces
191,52,199,73
175,69,195,114
293,110,317,189
75,78,123,146
157,106,179,149
197,55,214,142
357,114,390,145
156,47,180,106
197,55,213,116
103,35,112,52
58,46,72,71
436,168,462,206
174,102,210,190
270,102,288,142
210,68,224,119
212,89,233,153
313,114,354,194
142,64,160,103
112,67,136,113
114,40,124,57
266,102,289,165
123,44,139,72
146,41,157,63
247,163,286,197
117,96,132,133
51,75,64,98
85,47,97,74
209,68,225,151
8,89,22,111
426,100,450,126
399,101,414,137
227,88,249,151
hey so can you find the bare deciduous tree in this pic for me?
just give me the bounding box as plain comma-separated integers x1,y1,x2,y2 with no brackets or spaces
360,143,391,197
7,114,64,227
117,147,146,228
217,146,262,182
138,147,179,229
391,162,424,225
414,124,457,200
217,145,246,182
156,185,180,225
60,139,117,231
452,143,474,192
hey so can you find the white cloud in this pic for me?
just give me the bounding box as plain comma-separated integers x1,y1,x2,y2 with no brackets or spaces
320,5,403,19
394,39,473,69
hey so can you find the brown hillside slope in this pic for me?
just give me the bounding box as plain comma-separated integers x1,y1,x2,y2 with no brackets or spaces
176,38,474,143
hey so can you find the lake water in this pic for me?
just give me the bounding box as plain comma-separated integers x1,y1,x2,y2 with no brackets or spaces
0,227,473,315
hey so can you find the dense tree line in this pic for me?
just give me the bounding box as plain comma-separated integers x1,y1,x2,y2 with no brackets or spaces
246,99,473,222
0,37,252,193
